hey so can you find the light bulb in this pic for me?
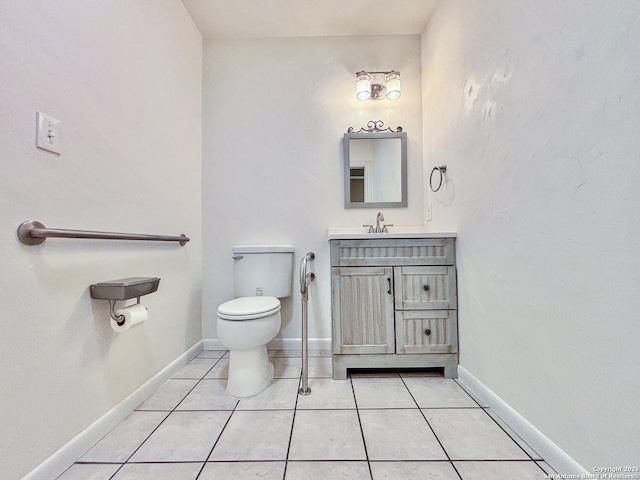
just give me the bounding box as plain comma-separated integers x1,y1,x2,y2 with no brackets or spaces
356,72,371,100
385,71,401,100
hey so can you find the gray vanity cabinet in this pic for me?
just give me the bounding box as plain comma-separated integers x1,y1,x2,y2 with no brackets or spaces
330,237,458,379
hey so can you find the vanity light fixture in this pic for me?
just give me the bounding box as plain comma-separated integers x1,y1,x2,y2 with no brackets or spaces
355,70,401,101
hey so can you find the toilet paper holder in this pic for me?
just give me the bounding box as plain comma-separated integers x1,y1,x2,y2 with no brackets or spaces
90,277,160,326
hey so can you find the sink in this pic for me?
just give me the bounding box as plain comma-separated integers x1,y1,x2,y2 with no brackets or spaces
327,227,456,240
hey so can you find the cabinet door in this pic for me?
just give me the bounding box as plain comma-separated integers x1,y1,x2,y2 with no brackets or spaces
396,310,458,354
332,267,395,354
394,266,457,310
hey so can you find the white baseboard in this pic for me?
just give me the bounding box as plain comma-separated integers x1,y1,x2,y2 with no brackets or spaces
202,337,331,351
457,366,588,476
23,341,203,480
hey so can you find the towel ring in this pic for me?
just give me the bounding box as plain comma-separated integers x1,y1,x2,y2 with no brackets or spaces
429,165,447,192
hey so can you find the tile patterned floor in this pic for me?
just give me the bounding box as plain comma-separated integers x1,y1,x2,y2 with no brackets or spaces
57,350,557,479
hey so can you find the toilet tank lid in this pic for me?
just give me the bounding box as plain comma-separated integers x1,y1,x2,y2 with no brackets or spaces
232,245,294,254
217,296,280,317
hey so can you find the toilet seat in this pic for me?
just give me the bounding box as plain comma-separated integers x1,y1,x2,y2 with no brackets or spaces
217,296,281,321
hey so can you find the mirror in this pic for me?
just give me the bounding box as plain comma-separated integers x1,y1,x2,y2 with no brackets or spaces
343,128,407,208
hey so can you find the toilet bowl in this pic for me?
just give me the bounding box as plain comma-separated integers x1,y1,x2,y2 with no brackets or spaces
217,296,281,398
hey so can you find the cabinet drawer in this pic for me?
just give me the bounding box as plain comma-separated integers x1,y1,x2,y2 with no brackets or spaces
394,266,457,310
395,310,458,354
330,238,454,267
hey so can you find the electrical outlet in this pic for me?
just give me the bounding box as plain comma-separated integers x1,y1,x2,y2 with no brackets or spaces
36,111,61,155
425,203,432,222
256,287,264,296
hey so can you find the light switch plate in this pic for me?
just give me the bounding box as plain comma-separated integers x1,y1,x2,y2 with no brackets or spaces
425,203,432,222
36,111,61,155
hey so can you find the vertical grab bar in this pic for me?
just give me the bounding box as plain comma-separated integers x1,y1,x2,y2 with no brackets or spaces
299,252,315,396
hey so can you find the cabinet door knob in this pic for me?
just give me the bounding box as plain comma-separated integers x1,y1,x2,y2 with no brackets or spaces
423,285,430,291
387,278,392,295
424,329,432,336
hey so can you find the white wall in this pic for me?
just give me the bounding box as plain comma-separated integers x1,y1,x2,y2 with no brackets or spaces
422,0,640,469
0,2,202,478
202,35,423,341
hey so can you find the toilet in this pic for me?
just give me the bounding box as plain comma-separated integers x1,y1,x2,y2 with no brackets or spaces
216,245,294,398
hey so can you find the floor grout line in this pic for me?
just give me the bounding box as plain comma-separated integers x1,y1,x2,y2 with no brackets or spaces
116,354,226,478
193,386,239,479
106,352,229,479
454,378,544,464
399,375,463,480
454,379,547,473
78,458,546,465
281,370,303,480
349,375,374,480
452,378,547,471
101,355,219,480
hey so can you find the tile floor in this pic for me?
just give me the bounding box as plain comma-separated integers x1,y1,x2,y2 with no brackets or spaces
57,350,557,479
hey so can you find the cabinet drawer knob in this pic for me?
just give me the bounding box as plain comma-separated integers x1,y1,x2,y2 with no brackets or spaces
423,285,430,291
424,329,432,336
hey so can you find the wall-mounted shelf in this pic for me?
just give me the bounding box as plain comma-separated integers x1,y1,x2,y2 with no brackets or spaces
90,277,160,301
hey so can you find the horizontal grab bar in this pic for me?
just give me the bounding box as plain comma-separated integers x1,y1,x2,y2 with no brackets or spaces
17,220,189,246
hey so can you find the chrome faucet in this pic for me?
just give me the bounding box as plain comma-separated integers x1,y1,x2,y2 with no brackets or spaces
363,212,393,234
375,211,385,233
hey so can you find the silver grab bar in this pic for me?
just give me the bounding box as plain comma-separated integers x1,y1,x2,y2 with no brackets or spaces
17,220,189,246
300,252,315,294
299,252,315,396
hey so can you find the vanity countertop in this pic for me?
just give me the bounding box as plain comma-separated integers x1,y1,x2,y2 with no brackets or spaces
327,227,457,240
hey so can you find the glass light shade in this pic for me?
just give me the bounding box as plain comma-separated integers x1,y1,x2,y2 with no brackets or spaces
385,72,401,100
356,72,371,100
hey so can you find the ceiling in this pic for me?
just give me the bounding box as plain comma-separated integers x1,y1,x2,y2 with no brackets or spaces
181,0,438,39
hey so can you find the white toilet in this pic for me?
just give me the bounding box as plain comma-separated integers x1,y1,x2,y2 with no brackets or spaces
216,245,294,398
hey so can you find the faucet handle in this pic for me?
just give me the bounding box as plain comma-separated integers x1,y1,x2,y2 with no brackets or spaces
362,224,374,233
382,224,394,233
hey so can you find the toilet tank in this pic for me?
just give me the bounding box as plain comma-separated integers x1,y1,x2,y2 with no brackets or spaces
232,245,294,298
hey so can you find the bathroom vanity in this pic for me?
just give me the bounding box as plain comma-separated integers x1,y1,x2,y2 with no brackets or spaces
329,232,458,379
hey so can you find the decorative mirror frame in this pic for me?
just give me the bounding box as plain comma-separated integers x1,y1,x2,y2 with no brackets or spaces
343,121,407,209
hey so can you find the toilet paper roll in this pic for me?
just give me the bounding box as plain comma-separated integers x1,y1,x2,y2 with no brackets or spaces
111,303,148,332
